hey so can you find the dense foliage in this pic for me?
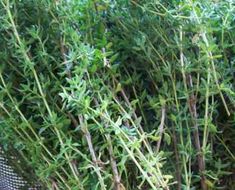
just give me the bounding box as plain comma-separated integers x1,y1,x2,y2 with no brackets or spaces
0,0,234,189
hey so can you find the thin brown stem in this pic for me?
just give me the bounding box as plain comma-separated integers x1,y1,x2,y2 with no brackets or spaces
172,127,182,190
179,26,207,190
156,106,166,153
187,74,207,190
94,98,125,190
78,115,106,190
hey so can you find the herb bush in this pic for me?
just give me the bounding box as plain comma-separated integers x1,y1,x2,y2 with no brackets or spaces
0,0,234,190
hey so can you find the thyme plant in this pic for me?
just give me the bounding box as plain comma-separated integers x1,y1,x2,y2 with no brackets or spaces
0,0,234,190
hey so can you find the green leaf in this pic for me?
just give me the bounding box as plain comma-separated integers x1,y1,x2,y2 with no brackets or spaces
115,83,122,93
208,123,217,133
164,132,171,145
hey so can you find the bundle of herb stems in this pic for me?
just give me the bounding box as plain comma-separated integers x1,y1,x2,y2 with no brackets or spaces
0,0,234,189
